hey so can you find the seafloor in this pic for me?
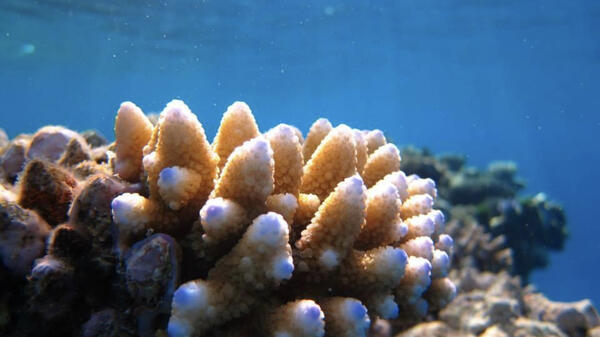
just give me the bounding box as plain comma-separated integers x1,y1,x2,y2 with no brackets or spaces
0,101,598,337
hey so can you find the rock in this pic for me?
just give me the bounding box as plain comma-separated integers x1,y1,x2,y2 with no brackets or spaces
17,159,78,226
480,325,510,337
439,291,520,335
524,292,600,337
511,317,567,337
0,139,28,183
0,195,51,276
26,126,83,162
395,321,470,337
81,130,108,148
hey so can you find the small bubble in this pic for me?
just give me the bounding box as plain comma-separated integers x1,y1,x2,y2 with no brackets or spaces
5,32,9,37
112,54,117,58
536,126,542,131
280,68,285,74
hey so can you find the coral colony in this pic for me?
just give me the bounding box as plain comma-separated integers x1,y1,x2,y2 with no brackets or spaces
2,100,597,337
0,100,455,336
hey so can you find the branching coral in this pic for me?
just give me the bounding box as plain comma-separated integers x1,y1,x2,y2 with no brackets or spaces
0,99,456,337
108,99,456,336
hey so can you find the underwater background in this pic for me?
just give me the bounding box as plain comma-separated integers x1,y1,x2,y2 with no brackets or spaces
0,0,599,307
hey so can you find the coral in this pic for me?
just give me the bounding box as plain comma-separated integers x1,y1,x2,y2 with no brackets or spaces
81,129,108,148
17,159,78,226
26,126,85,162
125,233,181,336
0,99,597,337
399,146,568,282
523,292,600,337
212,101,260,170
403,267,599,337
114,101,154,182
57,137,92,168
0,189,51,276
105,99,456,336
0,138,28,183
112,100,219,248
445,206,513,274
488,193,567,283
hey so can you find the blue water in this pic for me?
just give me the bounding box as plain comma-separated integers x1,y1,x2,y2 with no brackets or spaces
1,1,599,305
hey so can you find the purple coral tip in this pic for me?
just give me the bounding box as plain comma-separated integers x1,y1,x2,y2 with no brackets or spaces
394,249,408,264
111,198,122,211
204,204,223,220
159,167,177,184
306,305,321,320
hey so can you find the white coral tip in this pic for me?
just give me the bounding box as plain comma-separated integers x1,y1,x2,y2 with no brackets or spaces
343,299,371,331
319,249,339,269
167,317,193,337
271,255,294,281
248,212,288,246
295,301,325,336
200,198,227,231
376,295,399,319
172,281,209,312
163,99,195,122
111,193,142,226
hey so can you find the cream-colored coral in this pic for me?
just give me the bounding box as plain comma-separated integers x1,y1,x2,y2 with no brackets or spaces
168,212,293,336
143,100,219,209
106,99,455,337
300,125,357,200
266,193,298,225
212,101,260,170
264,300,325,337
295,175,366,272
355,181,402,250
364,129,386,155
302,118,332,162
266,124,303,195
111,100,219,246
114,101,153,182
362,143,401,188
353,129,368,174
211,136,274,214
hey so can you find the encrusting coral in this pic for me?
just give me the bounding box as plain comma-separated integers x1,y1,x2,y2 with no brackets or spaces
0,99,456,337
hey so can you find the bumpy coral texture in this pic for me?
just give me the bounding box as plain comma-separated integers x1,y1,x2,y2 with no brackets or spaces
107,99,456,337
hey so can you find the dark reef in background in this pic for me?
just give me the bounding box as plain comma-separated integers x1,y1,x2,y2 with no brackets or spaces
399,146,568,283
